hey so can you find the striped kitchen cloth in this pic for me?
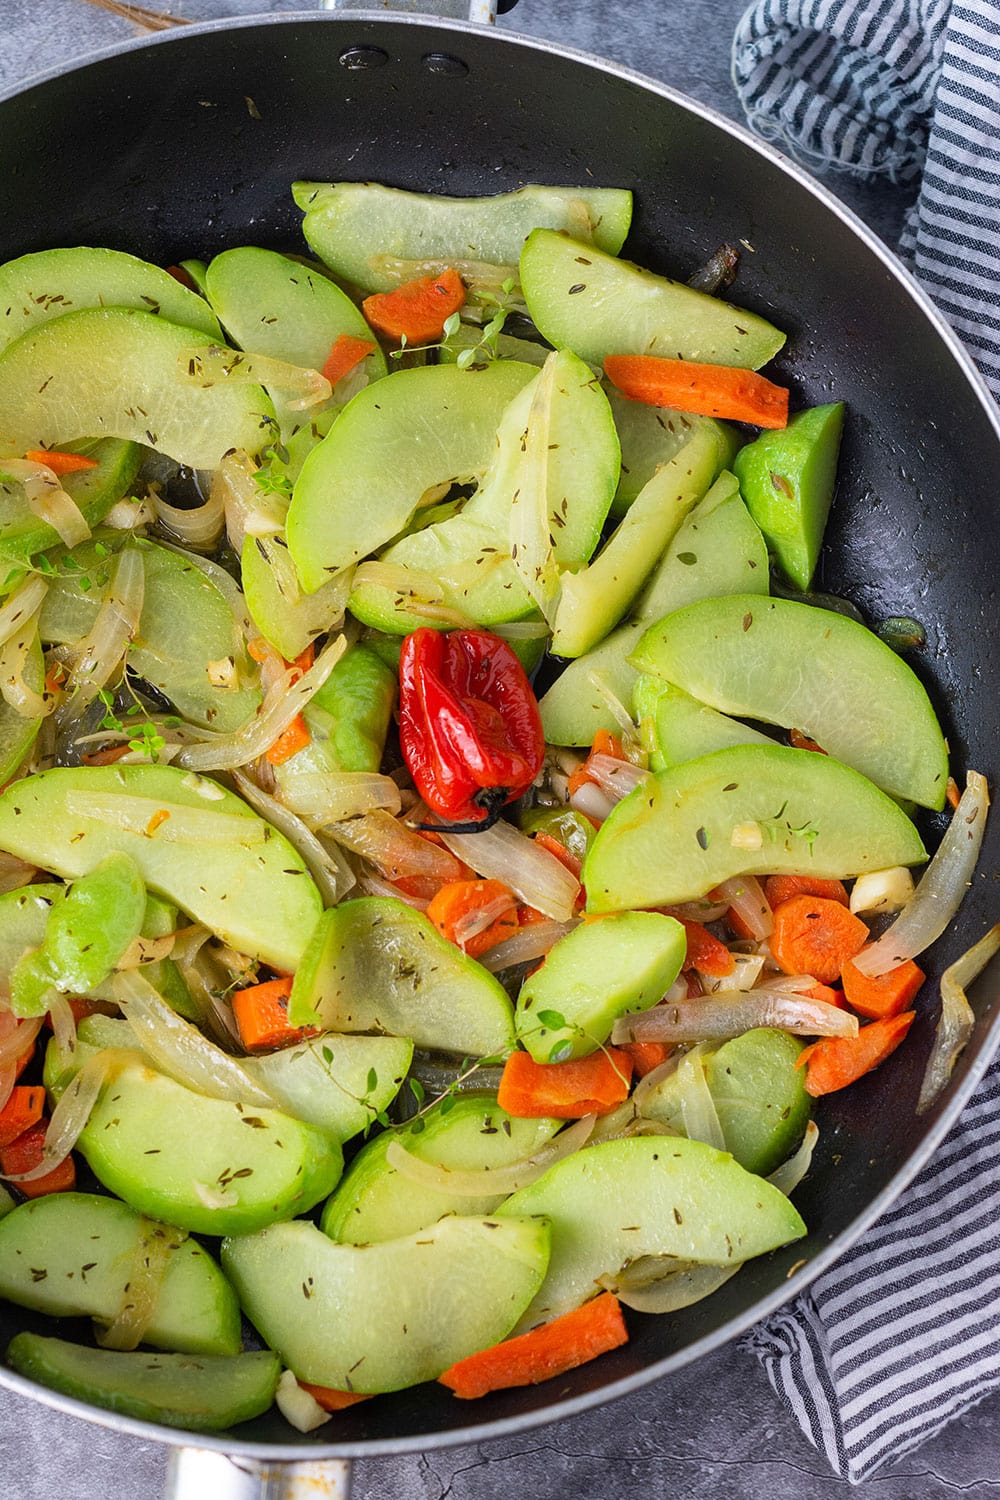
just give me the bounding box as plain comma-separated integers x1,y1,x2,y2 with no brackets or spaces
731,0,1000,397
743,1061,1000,1480
732,0,1000,1478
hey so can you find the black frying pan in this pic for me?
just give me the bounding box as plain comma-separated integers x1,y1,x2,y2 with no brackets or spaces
0,8,998,1473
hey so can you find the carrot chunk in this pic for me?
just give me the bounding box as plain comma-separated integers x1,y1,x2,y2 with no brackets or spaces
619,1040,674,1078
0,1086,45,1149
24,449,99,475
769,894,869,983
603,354,789,429
532,832,584,880
425,878,519,959
677,918,734,977
439,1292,628,1399
232,977,314,1052
298,1381,372,1412
0,1121,76,1197
265,713,311,767
797,1011,916,1096
320,333,377,387
362,269,465,344
497,1048,633,1119
764,875,848,908
841,952,925,1020
567,729,624,797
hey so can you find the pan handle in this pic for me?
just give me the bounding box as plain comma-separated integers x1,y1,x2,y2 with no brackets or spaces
319,0,519,23
163,1448,352,1500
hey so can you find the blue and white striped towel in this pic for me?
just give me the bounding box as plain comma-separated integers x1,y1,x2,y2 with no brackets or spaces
732,0,1000,397
732,0,1000,1479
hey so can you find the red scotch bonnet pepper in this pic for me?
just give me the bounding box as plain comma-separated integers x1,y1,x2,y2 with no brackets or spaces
398,628,545,832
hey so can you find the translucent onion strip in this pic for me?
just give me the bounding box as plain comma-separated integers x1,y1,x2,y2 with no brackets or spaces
151,482,225,553
853,771,990,977
581,753,650,804
676,1047,726,1151
768,1120,820,1196
611,990,859,1045
46,991,78,1059
0,575,48,652
96,1221,184,1351
453,890,518,949
58,545,145,725
2,1050,120,1182
434,819,580,921
0,1015,43,1074
2,459,91,548
568,780,616,824
214,452,287,559
714,874,773,940
328,810,463,883
385,1114,595,1197
179,346,331,411
174,634,346,772
112,970,278,1108
0,603,48,718
281,770,402,827
479,918,579,972
599,1258,742,1314
357,872,429,912
232,769,356,906
918,922,1000,1113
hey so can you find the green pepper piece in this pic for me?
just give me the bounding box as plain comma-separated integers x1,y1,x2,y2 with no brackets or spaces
10,852,146,1018
519,806,596,865
307,643,398,773
733,402,844,592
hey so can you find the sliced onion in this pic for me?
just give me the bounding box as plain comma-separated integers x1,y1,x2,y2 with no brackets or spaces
676,1046,726,1150
434,819,580,922
327,809,463,883
918,921,1000,1113
280,769,402,826
699,952,765,994
104,496,157,531
115,933,177,970
768,1120,820,1196
175,634,346,773
231,768,356,906
357,871,429,912
2,459,91,547
58,545,145,725
151,482,224,553
96,1220,184,1351
611,990,858,1045
385,1114,595,1197
0,576,48,651
581,753,650,804
169,929,243,1049
179,346,331,410
714,874,773,941
585,670,641,743
599,1258,741,1313
0,603,48,718
275,1370,332,1434
112,970,278,1107
0,851,37,895
46,991,78,1059
569,780,616,824
0,1015,43,1074
2,1050,122,1182
214,452,286,558
453,890,518,949
853,771,989,977
478,918,579,972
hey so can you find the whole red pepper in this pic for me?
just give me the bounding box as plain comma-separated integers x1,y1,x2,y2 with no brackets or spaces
398,628,545,832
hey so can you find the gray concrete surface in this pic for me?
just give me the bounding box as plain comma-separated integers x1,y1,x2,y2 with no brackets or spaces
1,1,996,1497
